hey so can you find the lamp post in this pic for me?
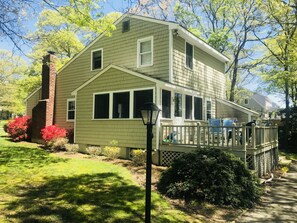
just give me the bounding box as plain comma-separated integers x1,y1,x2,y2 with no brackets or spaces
140,102,161,223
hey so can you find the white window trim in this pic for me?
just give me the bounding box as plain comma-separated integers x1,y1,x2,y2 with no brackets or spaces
184,41,194,70
185,94,193,120
93,87,155,120
91,48,103,71
66,98,76,122
193,96,203,121
137,36,154,68
205,99,212,120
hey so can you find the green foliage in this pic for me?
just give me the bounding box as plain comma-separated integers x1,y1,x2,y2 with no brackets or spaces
131,149,146,166
157,148,262,208
103,140,120,159
65,143,80,153
86,146,102,156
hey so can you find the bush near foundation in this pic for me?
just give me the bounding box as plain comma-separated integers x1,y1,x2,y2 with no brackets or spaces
131,149,146,166
6,116,31,142
157,148,262,208
41,125,68,150
103,140,120,159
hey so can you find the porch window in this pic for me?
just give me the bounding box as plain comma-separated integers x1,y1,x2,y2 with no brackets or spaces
134,89,153,118
206,100,212,120
162,90,171,118
67,99,75,121
94,93,109,119
92,49,103,70
185,95,192,119
185,42,193,69
174,93,182,117
137,36,153,67
113,92,130,118
194,97,202,120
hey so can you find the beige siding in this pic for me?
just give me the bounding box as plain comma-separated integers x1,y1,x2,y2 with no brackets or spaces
216,101,249,122
26,89,41,118
172,36,226,99
76,68,157,149
55,17,169,128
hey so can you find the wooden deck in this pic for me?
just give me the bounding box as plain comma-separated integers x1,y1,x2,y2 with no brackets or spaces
159,122,279,176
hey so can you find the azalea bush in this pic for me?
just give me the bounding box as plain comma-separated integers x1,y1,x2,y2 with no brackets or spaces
41,125,68,150
6,116,31,142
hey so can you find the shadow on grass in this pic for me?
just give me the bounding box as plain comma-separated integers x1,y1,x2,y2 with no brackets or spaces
4,172,169,223
0,145,65,169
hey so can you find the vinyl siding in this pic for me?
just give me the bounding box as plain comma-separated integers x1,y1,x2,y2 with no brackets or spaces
172,36,226,99
55,17,169,129
75,68,157,149
26,88,41,118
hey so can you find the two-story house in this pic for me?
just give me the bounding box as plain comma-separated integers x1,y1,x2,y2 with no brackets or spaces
25,14,259,162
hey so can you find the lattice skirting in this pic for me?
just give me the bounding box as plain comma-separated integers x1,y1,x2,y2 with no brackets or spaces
246,147,278,176
160,151,184,166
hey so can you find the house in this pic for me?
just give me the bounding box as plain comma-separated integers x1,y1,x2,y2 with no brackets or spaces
240,93,280,119
25,14,278,173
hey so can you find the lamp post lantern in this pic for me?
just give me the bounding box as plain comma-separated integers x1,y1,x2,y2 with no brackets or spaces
140,102,161,223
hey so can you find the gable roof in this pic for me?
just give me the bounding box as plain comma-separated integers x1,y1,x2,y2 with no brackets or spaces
71,64,162,95
217,98,259,116
58,13,229,75
251,93,279,112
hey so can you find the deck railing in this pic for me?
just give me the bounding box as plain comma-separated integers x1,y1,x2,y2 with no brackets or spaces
160,123,278,151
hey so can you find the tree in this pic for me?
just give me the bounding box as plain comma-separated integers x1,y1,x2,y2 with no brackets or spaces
255,0,297,148
0,50,29,114
174,0,264,102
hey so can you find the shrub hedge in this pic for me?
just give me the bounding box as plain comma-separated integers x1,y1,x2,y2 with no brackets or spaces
157,148,262,208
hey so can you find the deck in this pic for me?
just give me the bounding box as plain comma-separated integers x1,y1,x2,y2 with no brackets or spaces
159,122,279,176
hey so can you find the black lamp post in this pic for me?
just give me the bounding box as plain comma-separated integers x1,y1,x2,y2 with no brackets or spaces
140,102,161,223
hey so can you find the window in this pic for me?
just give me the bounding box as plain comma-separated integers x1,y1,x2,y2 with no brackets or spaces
206,100,212,120
67,99,75,121
162,90,171,118
92,49,102,70
185,95,192,119
185,42,193,69
194,97,202,120
174,93,182,117
113,92,130,118
122,20,130,32
94,93,109,119
134,89,153,118
244,98,249,105
137,36,153,67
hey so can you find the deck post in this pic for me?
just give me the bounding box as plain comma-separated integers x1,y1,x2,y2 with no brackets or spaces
251,123,256,149
197,122,201,148
159,123,163,145
242,124,247,164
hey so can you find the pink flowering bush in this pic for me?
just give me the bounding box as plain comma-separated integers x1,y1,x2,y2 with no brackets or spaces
41,125,67,142
41,125,68,151
7,116,31,142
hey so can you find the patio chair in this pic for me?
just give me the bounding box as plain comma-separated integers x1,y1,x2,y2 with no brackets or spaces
223,119,235,142
163,131,177,143
208,119,223,142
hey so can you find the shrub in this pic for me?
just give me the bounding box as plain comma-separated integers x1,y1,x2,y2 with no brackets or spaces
131,149,146,166
41,125,67,142
46,137,69,151
3,123,8,133
41,125,68,151
86,146,102,157
157,148,262,208
65,144,80,153
6,116,31,142
103,140,120,159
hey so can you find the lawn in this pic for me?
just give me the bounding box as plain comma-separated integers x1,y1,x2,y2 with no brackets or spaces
0,121,199,223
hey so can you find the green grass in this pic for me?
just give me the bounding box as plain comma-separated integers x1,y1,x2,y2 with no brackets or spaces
280,150,297,161
0,121,198,223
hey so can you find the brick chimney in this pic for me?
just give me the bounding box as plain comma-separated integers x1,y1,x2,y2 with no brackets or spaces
41,51,57,126
31,51,57,142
